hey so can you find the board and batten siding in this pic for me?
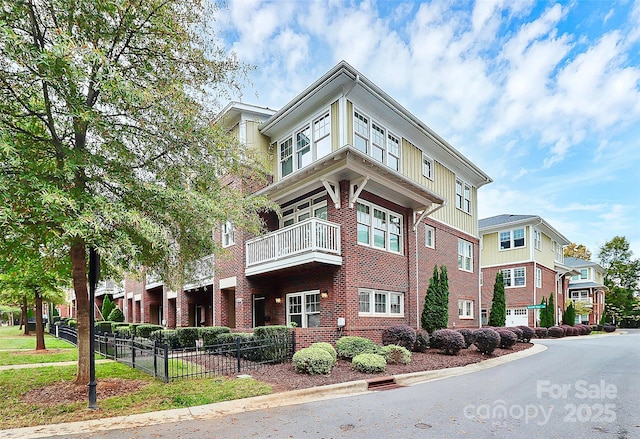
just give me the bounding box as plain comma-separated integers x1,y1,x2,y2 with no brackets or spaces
402,140,478,236
481,230,531,266
536,233,557,269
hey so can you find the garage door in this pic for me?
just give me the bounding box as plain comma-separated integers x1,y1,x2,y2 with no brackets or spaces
506,308,528,327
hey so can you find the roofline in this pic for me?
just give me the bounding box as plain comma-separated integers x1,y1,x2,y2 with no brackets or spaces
479,215,571,245
260,61,492,188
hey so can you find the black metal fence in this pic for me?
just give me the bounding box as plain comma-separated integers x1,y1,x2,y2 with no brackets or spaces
51,324,294,382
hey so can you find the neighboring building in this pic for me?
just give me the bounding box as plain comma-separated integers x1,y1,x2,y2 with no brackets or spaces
479,214,573,327
92,61,493,346
563,257,607,325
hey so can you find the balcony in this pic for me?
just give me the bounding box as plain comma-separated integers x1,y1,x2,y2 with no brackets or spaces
246,218,342,276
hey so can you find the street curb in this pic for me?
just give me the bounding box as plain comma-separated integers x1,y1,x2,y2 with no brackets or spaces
0,345,545,439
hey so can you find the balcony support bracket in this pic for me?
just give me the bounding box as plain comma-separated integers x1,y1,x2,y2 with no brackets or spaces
321,179,341,209
349,176,369,208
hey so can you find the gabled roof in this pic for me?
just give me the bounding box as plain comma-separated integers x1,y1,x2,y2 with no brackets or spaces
478,214,571,246
564,257,602,268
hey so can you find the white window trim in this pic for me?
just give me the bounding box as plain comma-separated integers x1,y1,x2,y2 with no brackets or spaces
357,200,404,254
425,224,435,249
455,178,472,214
278,108,331,179
358,288,404,317
458,299,474,319
502,267,526,288
280,193,327,228
353,107,401,172
457,239,473,272
534,230,542,250
422,152,434,180
499,228,526,251
222,221,235,248
535,267,542,288
286,290,320,328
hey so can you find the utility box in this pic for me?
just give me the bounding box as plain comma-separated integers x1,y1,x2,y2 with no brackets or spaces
337,317,345,327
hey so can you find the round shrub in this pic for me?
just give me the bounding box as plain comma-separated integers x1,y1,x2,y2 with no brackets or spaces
548,326,565,338
473,328,500,355
310,342,337,365
505,326,523,341
574,324,591,335
495,328,517,349
413,329,429,353
432,329,466,355
456,328,476,348
380,344,411,365
107,308,125,322
517,326,535,342
604,325,616,333
352,353,386,373
293,347,334,375
534,327,548,338
381,325,417,350
336,336,377,360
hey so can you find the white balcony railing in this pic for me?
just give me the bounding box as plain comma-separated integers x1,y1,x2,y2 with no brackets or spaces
246,218,341,269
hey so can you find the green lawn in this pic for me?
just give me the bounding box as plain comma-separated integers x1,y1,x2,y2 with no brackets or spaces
0,325,75,350
0,362,272,429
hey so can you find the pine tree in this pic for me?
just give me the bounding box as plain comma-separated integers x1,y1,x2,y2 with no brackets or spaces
421,266,440,333
539,297,549,327
547,293,555,327
101,296,115,322
488,272,506,327
435,266,450,330
563,301,576,326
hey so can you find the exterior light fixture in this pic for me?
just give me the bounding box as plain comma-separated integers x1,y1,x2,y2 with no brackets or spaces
321,290,329,299
275,297,282,304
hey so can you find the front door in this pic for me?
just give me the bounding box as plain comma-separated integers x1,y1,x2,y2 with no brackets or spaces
253,296,265,327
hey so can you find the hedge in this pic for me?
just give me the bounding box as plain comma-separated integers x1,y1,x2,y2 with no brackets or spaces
517,326,535,342
293,347,334,375
198,326,231,346
495,328,517,349
352,353,386,373
136,324,164,339
534,327,548,338
456,328,476,348
548,326,565,338
254,325,290,338
176,327,199,347
310,342,337,365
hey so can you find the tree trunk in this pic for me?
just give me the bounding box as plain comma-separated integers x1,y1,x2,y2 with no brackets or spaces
71,240,90,384
22,296,29,335
34,289,46,350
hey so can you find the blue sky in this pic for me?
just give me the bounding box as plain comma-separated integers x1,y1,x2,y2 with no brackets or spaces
215,0,640,260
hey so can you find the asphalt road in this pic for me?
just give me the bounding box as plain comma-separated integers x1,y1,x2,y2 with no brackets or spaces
44,330,640,439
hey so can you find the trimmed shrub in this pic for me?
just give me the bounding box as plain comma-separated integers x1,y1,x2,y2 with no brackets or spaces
380,344,411,365
128,323,141,337
176,327,199,347
101,296,115,323
603,325,616,333
254,325,290,338
548,326,565,338
352,353,387,373
505,326,523,341
432,329,465,355
150,329,180,349
495,328,517,349
310,342,337,365
473,328,500,355
534,327,548,338
113,324,132,337
575,324,591,335
136,324,163,339
198,326,231,346
413,329,429,353
292,347,334,375
381,325,416,350
517,326,535,342
107,308,125,322
216,332,255,344
456,328,476,348
68,319,77,327
336,336,377,360
95,321,114,333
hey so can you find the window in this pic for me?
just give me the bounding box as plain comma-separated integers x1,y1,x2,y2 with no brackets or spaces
279,110,332,178
425,225,435,248
480,271,483,287
458,300,474,319
353,109,400,171
422,153,434,179
458,239,473,272
535,267,542,288
286,291,320,328
499,228,526,250
534,230,542,250
358,289,404,316
580,268,588,279
455,179,472,214
280,194,327,228
357,201,403,254
222,221,235,247
481,308,488,325
503,267,526,288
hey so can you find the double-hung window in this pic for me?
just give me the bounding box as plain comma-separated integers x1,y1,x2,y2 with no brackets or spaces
358,289,404,316
535,267,542,288
353,109,400,171
534,230,542,250
503,267,526,288
279,110,332,178
458,300,474,319
458,239,473,272
455,179,472,214
286,291,320,328
280,194,327,227
357,201,403,254
222,221,235,248
425,225,435,248
499,228,526,250
422,153,434,179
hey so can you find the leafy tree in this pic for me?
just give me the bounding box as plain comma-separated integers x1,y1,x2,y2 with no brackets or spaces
564,243,592,260
101,296,115,322
421,266,448,333
488,272,506,327
598,236,640,290
0,1,271,384
562,301,576,326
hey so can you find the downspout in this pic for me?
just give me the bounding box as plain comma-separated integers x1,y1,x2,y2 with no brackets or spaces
414,201,447,329
531,219,543,328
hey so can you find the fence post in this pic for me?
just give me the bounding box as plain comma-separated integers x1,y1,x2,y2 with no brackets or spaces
113,334,117,361
163,344,169,383
236,337,242,373
131,336,136,369
153,340,158,378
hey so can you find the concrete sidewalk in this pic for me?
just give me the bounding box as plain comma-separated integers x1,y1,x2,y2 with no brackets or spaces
0,344,547,439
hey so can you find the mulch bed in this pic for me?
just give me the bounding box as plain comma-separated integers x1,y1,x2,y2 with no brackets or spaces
22,378,149,407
